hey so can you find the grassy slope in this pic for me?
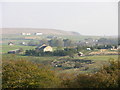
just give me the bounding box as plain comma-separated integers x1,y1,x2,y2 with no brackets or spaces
2,52,118,74
78,55,118,61
2,45,36,53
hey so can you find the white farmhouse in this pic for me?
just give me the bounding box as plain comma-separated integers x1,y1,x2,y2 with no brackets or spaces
35,32,43,35
8,42,14,46
21,33,26,35
86,48,91,50
26,33,31,35
21,33,31,35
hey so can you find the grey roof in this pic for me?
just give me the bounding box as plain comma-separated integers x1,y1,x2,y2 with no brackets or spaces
38,46,47,50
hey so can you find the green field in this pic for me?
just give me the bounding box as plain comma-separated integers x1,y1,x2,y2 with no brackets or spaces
2,45,36,53
1,45,60,54
2,34,103,45
77,55,118,61
56,55,118,73
2,53,118,74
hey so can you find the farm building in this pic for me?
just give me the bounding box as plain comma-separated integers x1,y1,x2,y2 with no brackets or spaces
110,46,118,50
8,42,14,46
78,52,83,56
36,44,53,52
86,48,91,50
35,32,43,35
20,42,26,45
8,49,21,54
21,33,31,35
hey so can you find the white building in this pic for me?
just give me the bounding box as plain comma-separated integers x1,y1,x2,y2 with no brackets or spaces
21,33,31,35
21,42,26,45
8,42,14,46
86,48,91,50
26,33,31,35
35,32,43,35
21,33,26,35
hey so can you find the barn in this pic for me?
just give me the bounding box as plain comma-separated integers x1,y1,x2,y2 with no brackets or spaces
36,44,53,52
8,49,21,54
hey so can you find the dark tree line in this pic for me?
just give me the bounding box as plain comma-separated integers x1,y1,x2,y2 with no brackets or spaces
97,38,118,45
25,48,78,57
27,38,75,47
26,37,118,49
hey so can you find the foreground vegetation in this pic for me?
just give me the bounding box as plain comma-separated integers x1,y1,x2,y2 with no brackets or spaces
2,59,60,88
2,55,120,88
60,59,120,88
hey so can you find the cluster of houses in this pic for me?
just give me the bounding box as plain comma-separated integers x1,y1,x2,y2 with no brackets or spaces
77,39,98,46
21,32,43,36
7,41,120,56
21,33,31,35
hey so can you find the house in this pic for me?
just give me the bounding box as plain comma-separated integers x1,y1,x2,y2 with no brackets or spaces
78,52,83,56
26,33,31,35
110,46,118,50
21,33,26,35
86,48,91,50
20,42,26,45
8,42,14,46
21,33,31,35
8,49,21,54
22,42,25,45
35,32,43,35
36,44,53,52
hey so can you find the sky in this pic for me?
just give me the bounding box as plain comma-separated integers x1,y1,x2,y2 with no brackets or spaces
0,0,119,36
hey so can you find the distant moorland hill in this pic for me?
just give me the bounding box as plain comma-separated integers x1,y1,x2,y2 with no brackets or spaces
1,28,80,36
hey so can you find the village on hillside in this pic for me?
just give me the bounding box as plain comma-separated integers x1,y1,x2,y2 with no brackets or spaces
6,32,119,56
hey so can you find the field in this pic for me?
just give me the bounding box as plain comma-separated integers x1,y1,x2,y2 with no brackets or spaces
2,33,104,45
1,45,36,54
2,53,118,74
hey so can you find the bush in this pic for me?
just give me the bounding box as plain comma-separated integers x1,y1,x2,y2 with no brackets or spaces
25,48,77,57
60,59,120,88
2,59,60,88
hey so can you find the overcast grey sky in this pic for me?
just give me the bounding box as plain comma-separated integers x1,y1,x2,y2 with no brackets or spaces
1,1,118,36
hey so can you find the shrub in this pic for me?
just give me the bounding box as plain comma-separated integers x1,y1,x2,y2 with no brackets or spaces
60,59,120,88
2,59,60,88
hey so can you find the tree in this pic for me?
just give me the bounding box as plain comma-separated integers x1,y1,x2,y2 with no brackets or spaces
56,39,64,47
49,38,57,47
19,48,24,52
98,38,118,45
63,39,75,47
39,39,48,45
27,40,39,46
